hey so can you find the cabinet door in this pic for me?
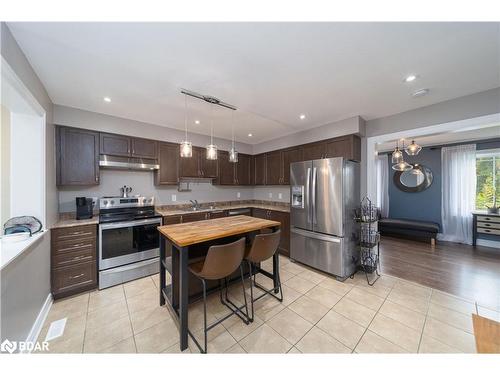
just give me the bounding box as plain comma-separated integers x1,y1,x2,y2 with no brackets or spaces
218,151,236,185
301,141,326,161
236,153,252,185
163,215,181,225
131,138,157,159
100,133,131,156
252,208,268,219
200,149,218,178
209,210,227,219
254,154,267,185
155,142,179,185
180,146,202,178
182,212,207,223
325,137,351,159
269,210,290,256
57,126,99,186
266,150,282,185
282,147,302,185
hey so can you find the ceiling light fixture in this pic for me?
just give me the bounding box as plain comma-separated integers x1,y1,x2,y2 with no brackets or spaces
405,139,422,156
248,133,253,137
391,139,413,171
180,94,192,158
392,160,413,172
229,111,238,163
206,104,218,160
404,74,417,83
194,120,200,125
299,114,306,120
391,140,403,164
412,88,430,97
103,97,111,102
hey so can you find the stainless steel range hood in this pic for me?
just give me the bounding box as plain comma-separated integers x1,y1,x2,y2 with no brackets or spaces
99,155,159,171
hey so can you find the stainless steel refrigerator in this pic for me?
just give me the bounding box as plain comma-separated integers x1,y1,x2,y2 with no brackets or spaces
290,157,360,280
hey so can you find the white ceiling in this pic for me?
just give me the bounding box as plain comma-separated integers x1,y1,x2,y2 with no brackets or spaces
7,22,500,144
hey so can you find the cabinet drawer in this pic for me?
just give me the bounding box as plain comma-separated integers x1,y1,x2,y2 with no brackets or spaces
52,262,96,294
477,221,500,230
477,215,500,224
53,238,96,256
52,225,96,242
477,227,500,236
53,247,95,268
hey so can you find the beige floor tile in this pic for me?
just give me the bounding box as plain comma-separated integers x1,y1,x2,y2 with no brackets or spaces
134,318,180,353
46,293,89,321
297,269,327,284
288,295,329,324
423,317,476,353
372,274,398,288
430,290,476,315
284,275,316,294
187,301,218,332
129,305,172,335
124,276,157,299
345,287,385,311
305,285,343,309
355,330,408,353
427,303,473,334
226,315,264,341
42,314,87,353
85,300,129,331
319,277,354,296
205,330,237,353
281,261,307,275
45,333,85,353
333,297,377,327
368,313,421,352
83,315,133,353
393,280,432,300
254,294,286,321
279,255,291,265
267,308,313,345
418,334,460,353
163,343,192,354
279,270,295,282
239,324,292,353
254,273,275,290
287,346,301,353
296,326,351,353
281,285,302,306
126,288,158,314
387,288,429,314
100,337,137,353
316,310,366,349
225,343,246,353
355,281,393,299
378,300,426,331
88,285,125,312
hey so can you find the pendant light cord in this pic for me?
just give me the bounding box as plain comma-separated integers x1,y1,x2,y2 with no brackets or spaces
184,94,188,142
231,110,235,148
210,104,214,144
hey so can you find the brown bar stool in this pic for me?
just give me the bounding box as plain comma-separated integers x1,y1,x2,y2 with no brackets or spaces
188,237,249,353
244,229,282,321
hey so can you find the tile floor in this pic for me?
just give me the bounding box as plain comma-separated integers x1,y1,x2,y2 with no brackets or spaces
38,255,499,354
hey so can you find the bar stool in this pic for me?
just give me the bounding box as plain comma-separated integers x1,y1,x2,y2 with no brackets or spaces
188,237,249,353
244,230,282,321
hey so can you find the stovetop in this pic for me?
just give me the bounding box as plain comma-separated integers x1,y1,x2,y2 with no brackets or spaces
99,196,155,210
98,196,160,223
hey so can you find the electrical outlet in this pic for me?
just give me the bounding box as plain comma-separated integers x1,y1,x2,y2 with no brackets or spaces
268,192,273,199
278,193,283,200
237,192,241,198
171,194,177,202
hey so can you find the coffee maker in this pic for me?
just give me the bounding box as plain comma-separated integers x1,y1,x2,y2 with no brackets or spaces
76,197,94,220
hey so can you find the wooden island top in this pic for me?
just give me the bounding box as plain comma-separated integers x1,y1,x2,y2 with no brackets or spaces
157,215,281,247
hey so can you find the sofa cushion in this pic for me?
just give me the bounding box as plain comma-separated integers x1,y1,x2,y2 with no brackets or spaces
379,218,440,233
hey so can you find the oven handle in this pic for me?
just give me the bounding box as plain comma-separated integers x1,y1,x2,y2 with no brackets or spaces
99,218,162,230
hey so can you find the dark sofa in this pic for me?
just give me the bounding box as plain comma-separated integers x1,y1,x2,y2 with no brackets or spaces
379,218,440,246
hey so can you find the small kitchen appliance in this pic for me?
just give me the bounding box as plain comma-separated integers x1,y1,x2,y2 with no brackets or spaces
76,197,94,220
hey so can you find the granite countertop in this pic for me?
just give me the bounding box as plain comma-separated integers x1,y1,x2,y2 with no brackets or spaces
155,202,290,217
52,215,99,229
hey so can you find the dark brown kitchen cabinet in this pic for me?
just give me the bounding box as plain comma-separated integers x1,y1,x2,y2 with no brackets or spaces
182,212,208,223
180,146,202,178
155,142,179,185
56,126,100,186
282,147,302,184
200,150,218,178
236,153,252,185
217,151,236,185
301,141,326,161
324,135,361,161
131,137,157,159
163,215,182,225
252,208,268,219
51,225,97,299
269,210,290,256
100,133,131,156
208,210,228,219
254,154,267,185
266,151,282,185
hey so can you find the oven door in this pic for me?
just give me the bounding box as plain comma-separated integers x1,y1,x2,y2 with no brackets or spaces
99,217,161,270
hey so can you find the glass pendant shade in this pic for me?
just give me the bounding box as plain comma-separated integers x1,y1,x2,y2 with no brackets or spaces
392,161,413,171
405,140,422,156
391,148,403,164
180,140,192,158
229,148,238,163
206,144,218,160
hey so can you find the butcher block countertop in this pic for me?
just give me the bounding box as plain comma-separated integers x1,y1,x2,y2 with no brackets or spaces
157,215,281,247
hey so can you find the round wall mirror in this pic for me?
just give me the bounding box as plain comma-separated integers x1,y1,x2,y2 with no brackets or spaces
393,164,433,193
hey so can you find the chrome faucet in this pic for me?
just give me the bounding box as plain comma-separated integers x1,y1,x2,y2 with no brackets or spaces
189,199,200,210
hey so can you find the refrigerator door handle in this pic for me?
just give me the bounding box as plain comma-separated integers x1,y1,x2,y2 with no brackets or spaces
306,167,311,224
312,167,317,225
291,227,342,243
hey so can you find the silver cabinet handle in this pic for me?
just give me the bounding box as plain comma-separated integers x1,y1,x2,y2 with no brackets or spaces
70,273,85,279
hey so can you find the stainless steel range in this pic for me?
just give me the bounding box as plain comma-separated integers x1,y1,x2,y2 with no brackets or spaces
98,196,161,289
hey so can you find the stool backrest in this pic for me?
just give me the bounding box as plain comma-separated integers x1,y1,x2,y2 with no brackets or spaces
200,237,246,280
246,230,281,263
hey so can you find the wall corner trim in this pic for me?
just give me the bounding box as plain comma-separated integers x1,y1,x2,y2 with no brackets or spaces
23,293,53,353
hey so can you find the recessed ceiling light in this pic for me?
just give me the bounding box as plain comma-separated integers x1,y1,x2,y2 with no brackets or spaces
248,133,253,137
412,88,430,97
299,114,306,120
103,97,111,102
404,74,418,83
194,120,200,124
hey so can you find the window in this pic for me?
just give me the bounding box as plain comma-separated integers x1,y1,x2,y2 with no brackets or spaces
476,150,500,209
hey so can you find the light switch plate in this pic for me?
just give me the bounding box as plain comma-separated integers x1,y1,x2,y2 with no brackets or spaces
268,192,273,198
278,193,283,199
237,192,241,198
171,194,177,202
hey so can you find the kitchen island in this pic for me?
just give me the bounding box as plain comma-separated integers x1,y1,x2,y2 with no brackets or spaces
157,215,281,351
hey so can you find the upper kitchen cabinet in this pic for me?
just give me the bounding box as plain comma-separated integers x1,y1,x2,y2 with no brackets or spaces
254,153,266,185
100,133,131,157
56,126,100,186
199,149,218,178
179,146,218,179
215,152,252,185
217,151,235,185
265,150,282,185
282,147,302,184
155,142,179,185
131,137,157,159
324,134,361,161
301,141,326,161
236,153,252,185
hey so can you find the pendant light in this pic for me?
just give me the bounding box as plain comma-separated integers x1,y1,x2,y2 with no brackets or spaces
391,140,403,164
229,110,238,163
206,104,218,160
405,139,422,156
180,94,192,158
392,160,413,171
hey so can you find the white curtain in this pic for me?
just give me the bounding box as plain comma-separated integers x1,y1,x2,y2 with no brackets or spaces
439,144,476,244
376,154,389,218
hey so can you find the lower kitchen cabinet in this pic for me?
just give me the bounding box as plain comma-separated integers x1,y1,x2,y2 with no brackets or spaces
252,208,290,256
51,225,98,299
163,215,182,225
181,212,208,223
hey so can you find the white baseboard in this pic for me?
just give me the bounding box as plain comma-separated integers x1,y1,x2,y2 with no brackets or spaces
476,239,500,249
23,293,53,353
